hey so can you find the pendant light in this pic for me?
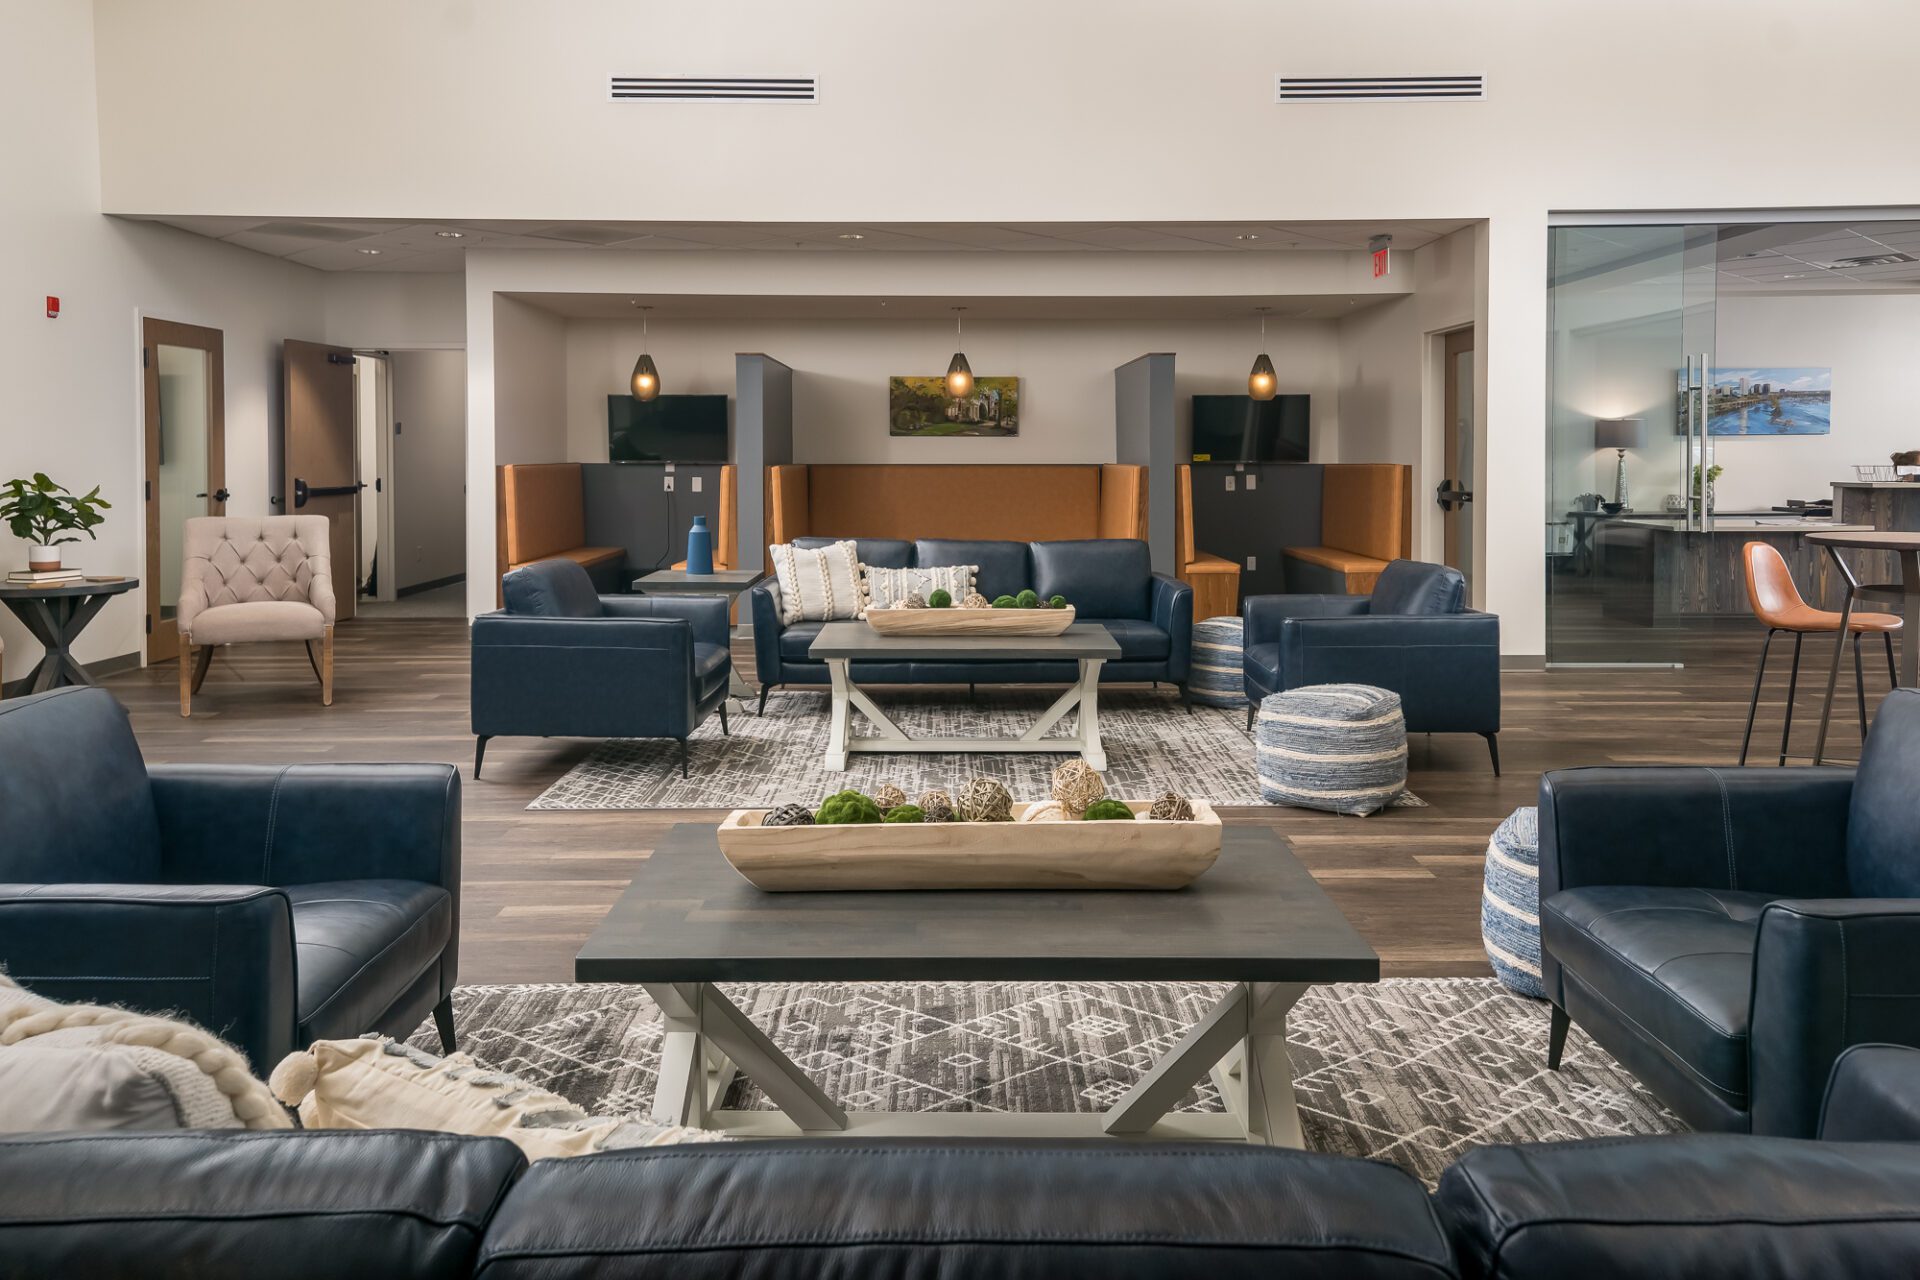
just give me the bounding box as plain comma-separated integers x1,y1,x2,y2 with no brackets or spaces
1247,307,1277,401
945,306,974,398
629,303,660,401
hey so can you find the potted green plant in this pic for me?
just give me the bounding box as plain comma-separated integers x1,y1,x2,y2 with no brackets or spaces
1690,462,1724,512
1,473,110,572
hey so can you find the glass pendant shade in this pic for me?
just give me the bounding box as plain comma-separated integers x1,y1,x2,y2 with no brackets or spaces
1248,352,1277,401
630,352,660,401
945,351,974,398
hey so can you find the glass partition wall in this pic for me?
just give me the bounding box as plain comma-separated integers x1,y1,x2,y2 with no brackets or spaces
1546,224,1720,666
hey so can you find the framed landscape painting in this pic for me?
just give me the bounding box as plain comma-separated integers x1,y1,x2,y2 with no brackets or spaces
1679,366,1833,436
889,376,1020,437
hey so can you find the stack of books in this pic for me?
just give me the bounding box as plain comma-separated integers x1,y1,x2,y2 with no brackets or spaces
7,568,85,585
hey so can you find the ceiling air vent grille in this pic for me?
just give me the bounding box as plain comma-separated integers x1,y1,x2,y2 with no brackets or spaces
1276,75,1484,103
609,76,817,103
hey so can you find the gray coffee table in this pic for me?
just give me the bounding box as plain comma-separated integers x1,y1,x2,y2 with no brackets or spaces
575,823,1379,1146
807,621,1122,771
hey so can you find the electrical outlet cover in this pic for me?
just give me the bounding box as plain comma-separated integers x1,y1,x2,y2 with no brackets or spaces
1225,476,1236,492
663,475,675,492
1246,555,1257,571
691,476,703,492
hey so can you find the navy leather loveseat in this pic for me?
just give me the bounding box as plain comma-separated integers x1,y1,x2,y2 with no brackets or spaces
1541,686,1920,1138
748,537,1193,712
1242,559,1501,771
0,687,461,1074
6,1046,1920,1278
472,559,732,778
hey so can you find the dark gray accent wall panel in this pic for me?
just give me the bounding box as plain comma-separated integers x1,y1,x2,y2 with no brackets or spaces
1189,462,1323,597
1115,353,1176,574
735,353,793,573
582,462,723,583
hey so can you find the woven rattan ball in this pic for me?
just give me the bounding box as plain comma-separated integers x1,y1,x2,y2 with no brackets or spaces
763,803,815,827
961,592,992,609
872,783,908,814
1147,792,1195,822
1017,800,1068,823
902,591,928,609
956,776,1012,822
1050,759,1107,818
917,789,955,823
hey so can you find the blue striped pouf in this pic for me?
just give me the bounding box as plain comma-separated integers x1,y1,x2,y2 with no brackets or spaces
1255,684,1407,816
1190,616,1247,708
1482,806,1543,998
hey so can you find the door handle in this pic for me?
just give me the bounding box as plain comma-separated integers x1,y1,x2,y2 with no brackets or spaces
292,479,367,509
1435,480,1473,511
194,488,232,503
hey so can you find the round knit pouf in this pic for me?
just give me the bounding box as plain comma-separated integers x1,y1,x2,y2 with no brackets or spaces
1481,806,1543,998
1255,684,1407,816
1190,616,1248,708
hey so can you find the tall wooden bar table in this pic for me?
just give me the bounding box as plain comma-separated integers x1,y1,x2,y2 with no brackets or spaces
1806,531,1920,763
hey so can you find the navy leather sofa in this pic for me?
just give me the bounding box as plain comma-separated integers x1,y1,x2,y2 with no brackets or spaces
0,686,460,1074
1540,687,1920,1138
1242,559,1501,772
472,559,731,778
749,537,1193,712
5,1047,1920,1278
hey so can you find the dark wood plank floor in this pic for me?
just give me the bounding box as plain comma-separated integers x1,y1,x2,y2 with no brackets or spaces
101,616,1894,984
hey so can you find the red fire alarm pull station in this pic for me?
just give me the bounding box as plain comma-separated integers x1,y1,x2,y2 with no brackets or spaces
1368,234,1392,279
46,296,59,318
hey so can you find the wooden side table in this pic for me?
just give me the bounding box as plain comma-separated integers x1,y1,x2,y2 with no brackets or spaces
0,577,140,694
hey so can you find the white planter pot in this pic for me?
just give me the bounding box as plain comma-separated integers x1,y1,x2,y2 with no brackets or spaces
26,545,60,572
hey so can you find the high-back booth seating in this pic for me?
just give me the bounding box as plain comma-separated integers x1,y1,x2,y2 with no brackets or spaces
1541,686,1920,1138
11,1053,1920,1280
749,538,1192,712
472,559,732,778
0,687,461,1074
1242,559,1501,771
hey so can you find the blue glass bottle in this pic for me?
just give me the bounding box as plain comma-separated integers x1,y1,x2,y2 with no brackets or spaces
685,514,713,575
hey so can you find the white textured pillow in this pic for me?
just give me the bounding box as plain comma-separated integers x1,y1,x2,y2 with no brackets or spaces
769,540,864,624
864,564,977,612
271,1037,724,1161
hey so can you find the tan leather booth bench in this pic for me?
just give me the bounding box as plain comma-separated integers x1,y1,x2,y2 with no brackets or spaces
768,463,1145,545
1175,463,1241,622
1282,463,1412,595
495,463,626,601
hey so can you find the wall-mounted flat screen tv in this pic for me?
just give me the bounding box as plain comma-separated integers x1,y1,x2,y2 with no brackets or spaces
607,394,729,463
1189,394,1310,463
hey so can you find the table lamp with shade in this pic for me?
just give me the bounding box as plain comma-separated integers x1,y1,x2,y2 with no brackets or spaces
1594,418,1644,509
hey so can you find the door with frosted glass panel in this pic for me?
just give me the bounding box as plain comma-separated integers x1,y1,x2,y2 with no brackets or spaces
143,318,226,663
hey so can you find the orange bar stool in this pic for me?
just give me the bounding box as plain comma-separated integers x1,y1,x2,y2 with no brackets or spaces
1742,541,1900,765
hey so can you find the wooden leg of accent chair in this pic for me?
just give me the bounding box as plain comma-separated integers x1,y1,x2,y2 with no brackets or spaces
1547,1003,1570,1070
1740,629,1775,766
179,640,192,717
321,625,334,707
431,996,456,1054
191,643,213,693
677,738,690,779
719,702,730,735
474,735,491,779
1483,732,1501,777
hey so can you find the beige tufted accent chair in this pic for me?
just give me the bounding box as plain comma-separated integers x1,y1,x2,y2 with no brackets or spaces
177,515,336,716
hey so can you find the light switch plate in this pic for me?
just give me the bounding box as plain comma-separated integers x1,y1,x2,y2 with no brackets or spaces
1225,476,1236,492
663,475,675,492
1246,555,1257,571
1246,475,1258,490
691,476,703,492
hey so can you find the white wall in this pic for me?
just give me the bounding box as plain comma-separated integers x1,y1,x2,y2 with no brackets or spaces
324,274,466,350
560,316,1343,468
389,349,467,590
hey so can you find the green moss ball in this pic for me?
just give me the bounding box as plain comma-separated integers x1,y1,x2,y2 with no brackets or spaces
1049,595,1068,609
881,804,925,824
816,790,883,824
927,589,952,609
1080,799,1137,821
1015,589,1040,609
991,595,1017,609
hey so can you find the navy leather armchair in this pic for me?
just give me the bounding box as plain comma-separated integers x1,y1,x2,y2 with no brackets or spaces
1540,688,1920,1138
0,686,460,1075
749,538,1191,710
1242,559,1501,771
472,559,731,778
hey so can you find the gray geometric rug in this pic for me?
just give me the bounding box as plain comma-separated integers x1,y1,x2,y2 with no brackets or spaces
408,978,1678,1186
529,687,1424,813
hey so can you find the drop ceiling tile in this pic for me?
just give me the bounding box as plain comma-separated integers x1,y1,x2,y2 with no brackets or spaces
284,244,424,271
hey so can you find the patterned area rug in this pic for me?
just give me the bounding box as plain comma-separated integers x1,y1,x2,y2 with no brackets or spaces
408,978,1679,1186
529,687,1424,812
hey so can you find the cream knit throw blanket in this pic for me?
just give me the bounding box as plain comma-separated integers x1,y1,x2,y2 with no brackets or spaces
0,973,290,1131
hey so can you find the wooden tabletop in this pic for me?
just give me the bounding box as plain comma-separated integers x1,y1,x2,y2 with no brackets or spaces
574,823,1379,985
0,576,139,600
1804,531,1920,552
808,620,1122,662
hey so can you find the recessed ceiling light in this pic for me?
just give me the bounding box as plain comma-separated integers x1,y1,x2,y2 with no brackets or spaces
357,248,382,255
435,230,465,239
1236,234,1260,242
838,233,865,241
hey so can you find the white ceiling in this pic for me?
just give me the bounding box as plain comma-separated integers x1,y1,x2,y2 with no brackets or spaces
508,292,1401,322
125,216,1475,273
1557,220,1920,294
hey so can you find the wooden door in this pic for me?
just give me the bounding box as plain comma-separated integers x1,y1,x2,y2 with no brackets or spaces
1439,327,1476,590
143,318,226,662
283,339,361,623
